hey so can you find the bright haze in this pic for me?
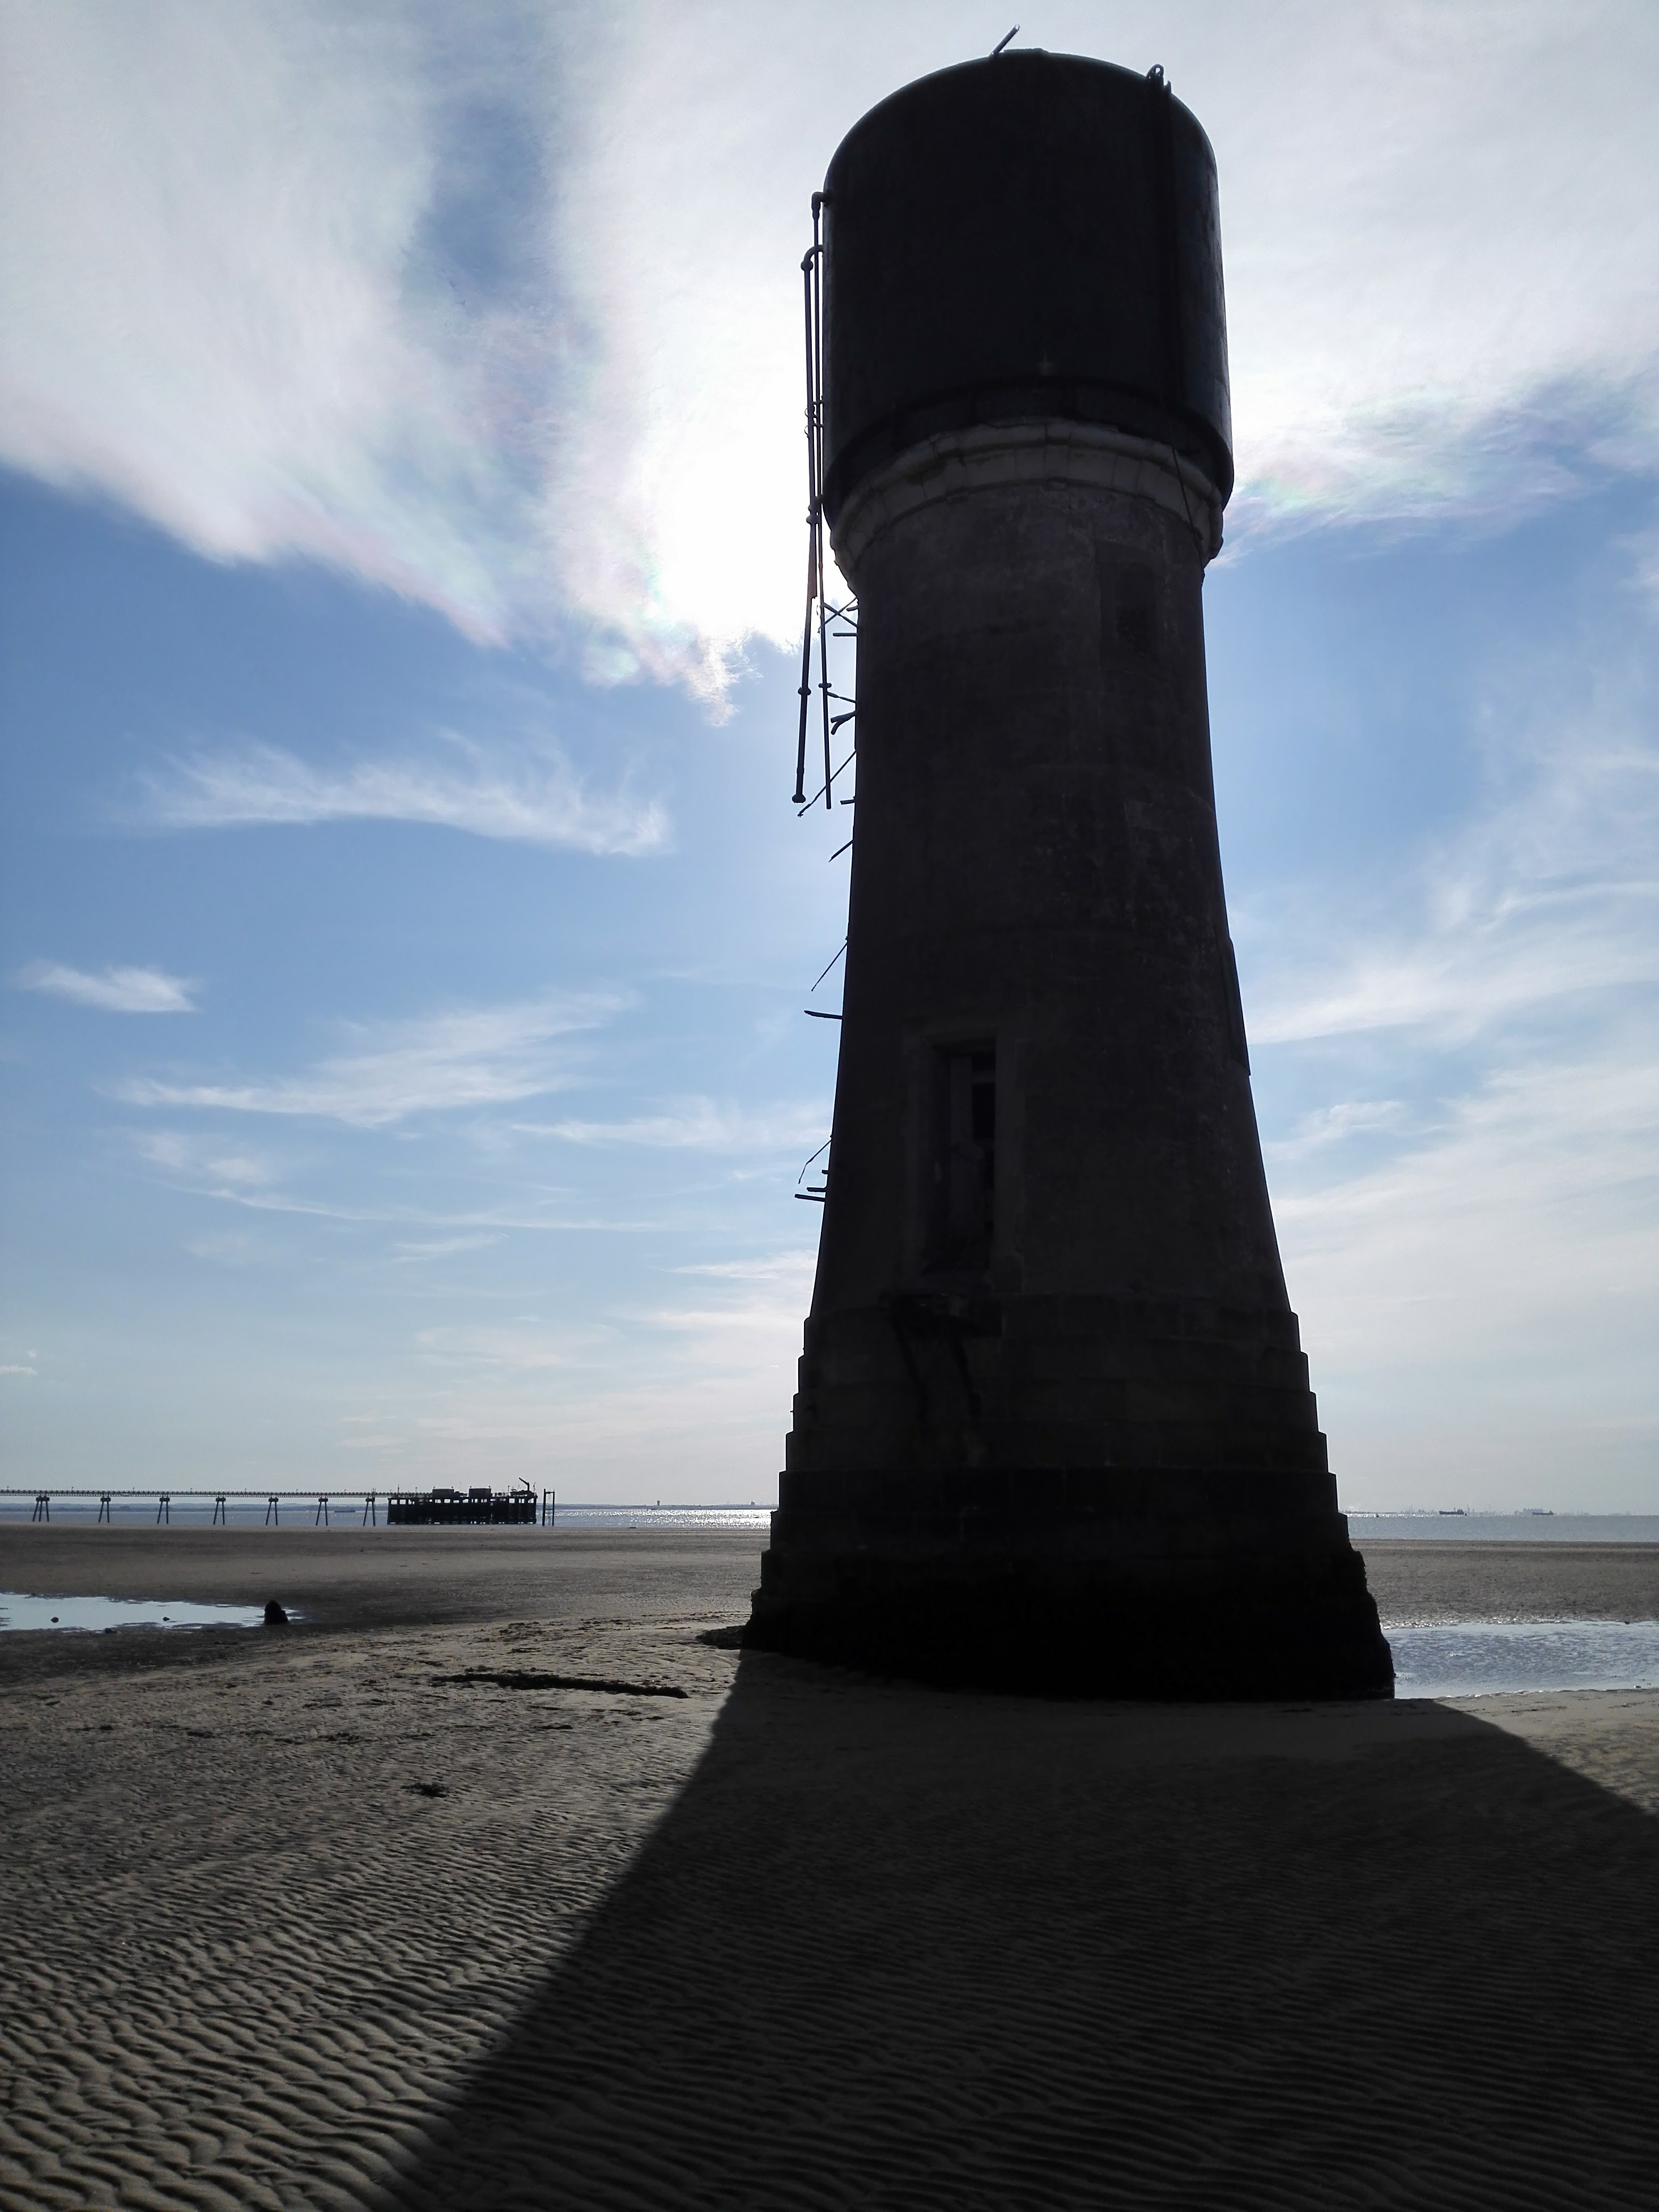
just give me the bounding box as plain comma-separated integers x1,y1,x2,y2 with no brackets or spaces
2,1,1655,1510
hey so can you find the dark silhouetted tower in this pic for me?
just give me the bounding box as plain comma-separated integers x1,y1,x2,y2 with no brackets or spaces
748,52,1393,1697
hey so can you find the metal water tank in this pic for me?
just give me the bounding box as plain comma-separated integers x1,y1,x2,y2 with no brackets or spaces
820,52,1233,523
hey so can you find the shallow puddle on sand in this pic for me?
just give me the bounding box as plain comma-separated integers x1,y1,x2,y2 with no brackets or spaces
1388,1618,1659,1697
0,1591,276,1632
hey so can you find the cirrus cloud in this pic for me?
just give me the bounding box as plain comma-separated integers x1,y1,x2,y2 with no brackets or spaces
4,2,1656,692
18,961,198,1012
514,1098,827,1152
112,992,624,1127
133,736,668,855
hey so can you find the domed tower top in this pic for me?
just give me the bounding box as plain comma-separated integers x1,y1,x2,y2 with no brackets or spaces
819,51,1233,525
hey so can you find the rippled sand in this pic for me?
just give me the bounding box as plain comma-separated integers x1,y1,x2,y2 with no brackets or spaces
3,1528,1657,2209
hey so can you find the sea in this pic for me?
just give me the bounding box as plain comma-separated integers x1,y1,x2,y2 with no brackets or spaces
1348,1512,1659,1543
6,1493,1659,1539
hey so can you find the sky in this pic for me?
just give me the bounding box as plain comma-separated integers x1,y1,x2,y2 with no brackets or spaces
1,0,1656,1511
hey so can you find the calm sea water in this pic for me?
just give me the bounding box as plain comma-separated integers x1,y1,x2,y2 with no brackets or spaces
555,1506,774,1529
6,1496,1657,1536
1351,1513,1659,1543
1385,1619,1659,1698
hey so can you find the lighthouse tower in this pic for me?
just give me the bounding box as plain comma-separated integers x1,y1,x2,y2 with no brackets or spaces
748,53,1393,1698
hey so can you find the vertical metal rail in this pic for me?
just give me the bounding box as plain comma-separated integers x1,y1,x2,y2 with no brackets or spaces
810,195,832,810
790,191,851,1214
793,208,821,805
794,194,834,810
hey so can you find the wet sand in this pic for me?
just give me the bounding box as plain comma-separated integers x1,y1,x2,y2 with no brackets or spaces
9,1524,1655,1635
3,1527,1656,2209
0,1523,764,1635
1364,1537,1659,1626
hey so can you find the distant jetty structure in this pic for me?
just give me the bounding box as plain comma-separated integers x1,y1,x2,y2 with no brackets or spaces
747,51,1393,1697
386,1486,540,1527
5,1485,552,1527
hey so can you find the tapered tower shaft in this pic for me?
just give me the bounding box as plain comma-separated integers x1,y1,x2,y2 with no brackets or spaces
748,52,1391,1697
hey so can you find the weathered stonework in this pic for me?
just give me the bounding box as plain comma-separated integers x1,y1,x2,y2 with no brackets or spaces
747,55,1392,1699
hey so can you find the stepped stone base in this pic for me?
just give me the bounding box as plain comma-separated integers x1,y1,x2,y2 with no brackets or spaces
785,1297,1337,1480
745,1467,1394,1700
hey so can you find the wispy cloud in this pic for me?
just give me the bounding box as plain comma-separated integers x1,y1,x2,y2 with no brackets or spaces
1267,1100,1410,1161
136,1130,279,1186
115,993,622,1127
5,4,1654,687
184,1229,264,1267
676,1249,819,1281
17,961,197,1013
135,737,668,855
391,1233,500,1264
1247,617,1659,1507
0,0,582,644
514,1098,826,1151
129,1124,676,1233
401,1241,817,1488
1248,674,1659,1046
1276,1031,1659,1506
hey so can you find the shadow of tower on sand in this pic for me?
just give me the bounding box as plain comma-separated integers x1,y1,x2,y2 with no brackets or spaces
384,1654,1659,2211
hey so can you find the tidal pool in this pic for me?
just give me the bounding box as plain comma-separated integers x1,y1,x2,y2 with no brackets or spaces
1387,1619,1659,1698
0,1592,278,1632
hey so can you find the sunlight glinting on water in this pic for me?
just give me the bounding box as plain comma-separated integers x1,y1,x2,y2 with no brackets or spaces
1386,1619,1659,1698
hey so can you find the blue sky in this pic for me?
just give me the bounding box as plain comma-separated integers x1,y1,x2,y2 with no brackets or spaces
2,1,1656,1508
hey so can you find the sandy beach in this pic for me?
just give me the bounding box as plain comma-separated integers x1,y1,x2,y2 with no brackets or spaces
3,1528,1657,2210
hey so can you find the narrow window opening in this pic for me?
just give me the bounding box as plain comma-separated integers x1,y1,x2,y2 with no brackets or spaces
928,1043,995,1271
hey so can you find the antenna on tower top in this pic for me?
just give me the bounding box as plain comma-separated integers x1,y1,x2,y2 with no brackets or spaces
991,26,1019,56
